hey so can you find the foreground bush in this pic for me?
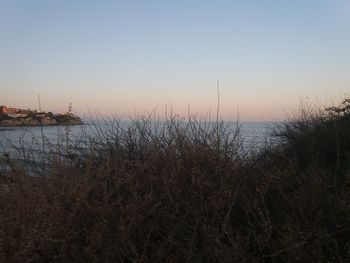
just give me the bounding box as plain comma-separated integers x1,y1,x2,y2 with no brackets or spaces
0,102,349,262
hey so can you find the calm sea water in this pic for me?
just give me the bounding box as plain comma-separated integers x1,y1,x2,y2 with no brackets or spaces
0,121,279,155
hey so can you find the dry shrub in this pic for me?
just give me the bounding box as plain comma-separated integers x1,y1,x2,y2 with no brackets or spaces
0,105,349,262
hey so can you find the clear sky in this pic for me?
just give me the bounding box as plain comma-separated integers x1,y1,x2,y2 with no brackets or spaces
0,0,349,120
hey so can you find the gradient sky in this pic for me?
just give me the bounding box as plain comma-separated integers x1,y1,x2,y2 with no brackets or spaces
1,0,349,120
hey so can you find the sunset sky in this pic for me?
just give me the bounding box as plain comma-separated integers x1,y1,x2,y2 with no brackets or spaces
0,0,349,120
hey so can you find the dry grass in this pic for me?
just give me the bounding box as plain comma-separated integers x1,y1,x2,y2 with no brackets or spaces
0,101,349,262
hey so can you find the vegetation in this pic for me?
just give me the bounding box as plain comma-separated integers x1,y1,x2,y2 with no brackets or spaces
0,99,349,262
0,112,82,127
0,104,82,127
0,113,10,121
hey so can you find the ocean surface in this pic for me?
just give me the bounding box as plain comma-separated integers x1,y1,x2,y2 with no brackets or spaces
0,121,279,156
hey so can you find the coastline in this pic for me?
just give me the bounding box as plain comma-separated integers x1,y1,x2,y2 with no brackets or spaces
0,116,83,127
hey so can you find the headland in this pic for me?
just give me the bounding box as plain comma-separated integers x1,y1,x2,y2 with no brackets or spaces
0,105,83,127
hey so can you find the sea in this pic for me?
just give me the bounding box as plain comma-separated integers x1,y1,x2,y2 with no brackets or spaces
0,121,281,159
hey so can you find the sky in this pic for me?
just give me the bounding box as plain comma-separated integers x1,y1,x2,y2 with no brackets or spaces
0,0,349,121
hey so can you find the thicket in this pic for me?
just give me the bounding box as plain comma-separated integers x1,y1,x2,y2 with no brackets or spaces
0,113,10,121
0,99,349,262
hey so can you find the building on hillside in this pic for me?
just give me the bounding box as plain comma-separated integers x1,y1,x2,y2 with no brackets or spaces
17,109,30,114
0,105,8,113
7,108,19,114
7,113,28,118
0,106,30,114
0,106,28,117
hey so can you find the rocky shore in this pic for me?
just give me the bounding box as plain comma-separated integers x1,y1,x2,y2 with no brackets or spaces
0,115,83,127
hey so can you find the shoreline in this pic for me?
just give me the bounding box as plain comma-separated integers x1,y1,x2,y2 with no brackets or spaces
0,117,83,127
0,123,84,128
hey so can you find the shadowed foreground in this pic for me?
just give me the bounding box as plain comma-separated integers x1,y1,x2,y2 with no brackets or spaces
0,100,349,262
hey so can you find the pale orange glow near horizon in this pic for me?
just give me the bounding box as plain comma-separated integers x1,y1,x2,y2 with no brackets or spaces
1,79,348,122
0,1,349,121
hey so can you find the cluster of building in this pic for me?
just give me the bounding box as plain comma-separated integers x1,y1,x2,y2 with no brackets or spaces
0,105,82,126
0,105,29,118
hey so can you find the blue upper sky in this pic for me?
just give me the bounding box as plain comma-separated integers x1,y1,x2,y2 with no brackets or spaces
1,0,349,120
